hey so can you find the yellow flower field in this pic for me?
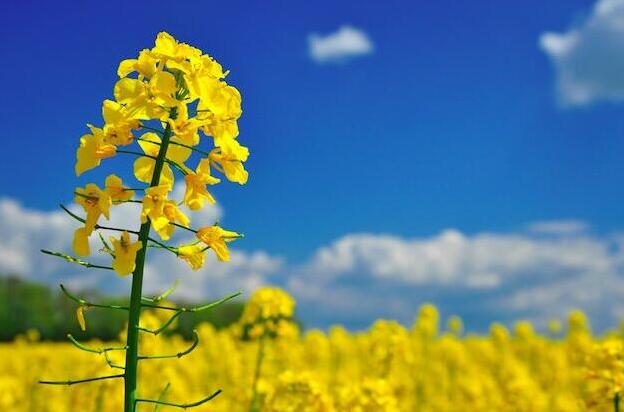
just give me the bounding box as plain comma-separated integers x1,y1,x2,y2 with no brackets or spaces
2,302,622,411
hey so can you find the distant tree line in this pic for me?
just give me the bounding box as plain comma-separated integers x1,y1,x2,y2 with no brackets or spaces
0,276,244,341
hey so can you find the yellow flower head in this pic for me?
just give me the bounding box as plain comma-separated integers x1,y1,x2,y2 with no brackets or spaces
104,174,134,202
168,103,211,146
75,126,116,176
151,31,202,65
447,315,464,336
75,183,112,234
195,225,240,262
198,83,242,143
133,132,191,189
264,371,331,412
110,231,142,276
72,227,91,257
177,244,206,271
158,201,190,240
101,100,139,146
141,184,171,233
117,49,159,79
184,158,220,210
114,71,178,121
169,54,226,102
209,138,249,184
238,287,297,340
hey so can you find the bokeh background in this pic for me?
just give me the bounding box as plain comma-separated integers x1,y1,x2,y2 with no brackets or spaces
1,0,624,336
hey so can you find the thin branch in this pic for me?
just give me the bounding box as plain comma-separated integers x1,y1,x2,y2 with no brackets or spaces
117,149,156,159
41,250,113,271
141,279,180,304
153,383,171,412
135,389,222,409
67,334,127,354
60,205,140,234
138,135,211,157
170,222,197,233
117,149,189,175
103,350,125,370
138,310,183,335
147,237,179,255
39,374,124,386
139,330,199,360
142,291,242,312
138,124,164,134
59,284,129,310
139,292,242,335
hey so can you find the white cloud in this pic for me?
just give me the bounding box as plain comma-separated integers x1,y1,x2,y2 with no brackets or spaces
308,25,374,64
527,219,590,235
0,195,281,302
3,194,624,331
539,0,624,105
289,228,624,330
294,229,611,288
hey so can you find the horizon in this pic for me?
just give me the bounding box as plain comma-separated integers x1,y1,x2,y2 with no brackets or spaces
2,0,624,332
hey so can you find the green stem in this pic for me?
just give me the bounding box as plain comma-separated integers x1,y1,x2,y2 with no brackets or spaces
124,111,176,412
40,374,124,386
135,389,221,409
249,334,266,412
616,392,620,412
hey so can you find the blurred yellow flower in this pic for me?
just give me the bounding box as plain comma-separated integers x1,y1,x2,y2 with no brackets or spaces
110,231,142,276
196,225,240,262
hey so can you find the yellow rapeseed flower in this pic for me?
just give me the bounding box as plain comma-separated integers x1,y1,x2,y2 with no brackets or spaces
209,138,249,184
110,231,142,276
114,71,178,120
195,225,240,262
177,244,206,270
117,49,159,79
140,184,171,234
184,158,220,210
75,126,116,176
74,183,112,234
133,132,191,188
101,99,139,146
150,31,202,65
198,82,242,143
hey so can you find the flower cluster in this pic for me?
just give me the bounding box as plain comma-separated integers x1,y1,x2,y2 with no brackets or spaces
71,32,248,275
238,287,299,340
7,305,620,412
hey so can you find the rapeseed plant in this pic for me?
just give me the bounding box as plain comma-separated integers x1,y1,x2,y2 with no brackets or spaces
40,31,249,412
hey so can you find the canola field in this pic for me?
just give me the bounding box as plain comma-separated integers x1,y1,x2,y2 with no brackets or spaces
5,30,621,412
1,299,622,412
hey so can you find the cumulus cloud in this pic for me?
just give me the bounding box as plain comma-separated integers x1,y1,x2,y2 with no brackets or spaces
539,0,624,105
308,25,374,64
0,195,281,301
3,195,624,331
289,228,624,330
527,219,590,235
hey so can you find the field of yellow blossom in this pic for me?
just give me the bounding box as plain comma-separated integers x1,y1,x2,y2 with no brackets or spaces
2,298,623,412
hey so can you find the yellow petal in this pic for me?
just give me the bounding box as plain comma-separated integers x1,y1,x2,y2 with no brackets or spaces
76,306,87,331
114,78,144,104
133,157,155,184
137,133,161,155
117,59,138,78
72,228,90,257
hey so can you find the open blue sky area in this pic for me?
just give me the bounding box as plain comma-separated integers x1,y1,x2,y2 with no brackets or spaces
2,0,624,330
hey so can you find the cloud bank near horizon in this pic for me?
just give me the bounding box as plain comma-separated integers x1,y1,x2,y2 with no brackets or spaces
2,196,623,331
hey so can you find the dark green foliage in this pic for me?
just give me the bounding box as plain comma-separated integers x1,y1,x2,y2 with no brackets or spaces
0,276,244,341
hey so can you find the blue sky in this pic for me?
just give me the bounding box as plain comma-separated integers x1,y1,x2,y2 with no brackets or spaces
2,0,624,331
